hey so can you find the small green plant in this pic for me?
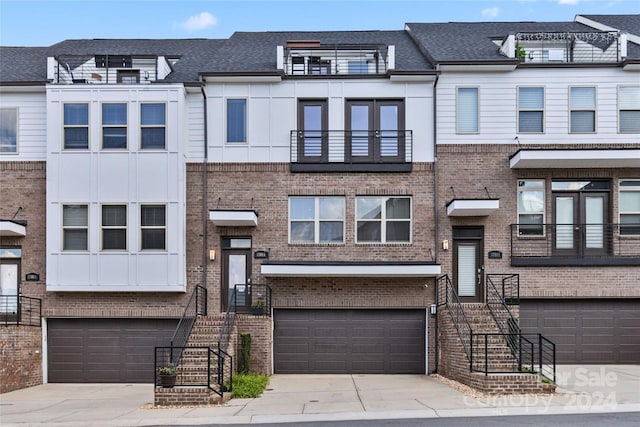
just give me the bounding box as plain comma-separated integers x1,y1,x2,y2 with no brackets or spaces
515,45,526,60
252,300,265,308
158,364,176,375
231,373,269,398
240,332,252,374
541,376,553,384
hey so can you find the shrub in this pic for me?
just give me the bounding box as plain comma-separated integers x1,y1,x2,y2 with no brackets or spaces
239,332,252,374
231,373,269,398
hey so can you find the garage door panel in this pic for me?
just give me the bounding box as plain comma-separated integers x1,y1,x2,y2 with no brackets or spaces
48,318,177,383
520,300,640,364
274,309,425,374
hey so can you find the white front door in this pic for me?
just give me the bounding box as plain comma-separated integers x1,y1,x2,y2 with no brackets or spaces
0,263,19,313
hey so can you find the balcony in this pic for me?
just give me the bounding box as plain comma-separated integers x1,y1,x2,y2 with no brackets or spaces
47,54,173,84
279,41,393,76
510,224,640,266
513,31,623,64
0,295,42,327
289,130,413,172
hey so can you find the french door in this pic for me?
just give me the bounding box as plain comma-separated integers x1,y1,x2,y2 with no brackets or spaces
553,191,609,257
346,99,404,163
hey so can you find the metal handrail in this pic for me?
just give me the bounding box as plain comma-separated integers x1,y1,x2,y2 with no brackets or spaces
486,275,521,357
1,295,42,327
436,275,473,361
472,333,534,375
168,285,207,366
218,287,238,353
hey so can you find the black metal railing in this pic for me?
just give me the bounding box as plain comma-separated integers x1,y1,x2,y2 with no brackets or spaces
472,333,534,375
511,223,640,265
486,274,519,305
218,287,238,354
526,334,556,383
234,283,272,317
168,285,207,366
485,275,520,349
290,130,413,165
436,275,473,361
515,31,621,64
0,295,42,327
154,346,232,397
283,44,390,76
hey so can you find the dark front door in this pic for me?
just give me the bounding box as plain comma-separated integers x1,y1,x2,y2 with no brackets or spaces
297,99,328,163
221,237,252,312
453,227,484,302
552,182,610,257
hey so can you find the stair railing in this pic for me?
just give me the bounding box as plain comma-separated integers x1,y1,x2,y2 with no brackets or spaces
485,275,521,358
168,285,207,366
217,285,238,354
436,274,473,362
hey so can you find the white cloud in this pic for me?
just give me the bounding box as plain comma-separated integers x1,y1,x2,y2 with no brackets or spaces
558,0,581,5
179,12,217,31
482,7,500,18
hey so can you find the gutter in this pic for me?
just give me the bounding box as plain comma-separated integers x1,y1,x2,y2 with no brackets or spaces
432,72,440,375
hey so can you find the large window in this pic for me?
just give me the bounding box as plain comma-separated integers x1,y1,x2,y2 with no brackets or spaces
63,204,88,250
620,180,640,235
0,108,17,153
289,197,345,243
102,205,127,250
517,180,545,235
226,99,246,143
618,86,640,133
457,87,479,133
141,205,166,250
64,103,89,149
297,99,328,162
518,87,544,133
140,103,166,149
102,103,127,149
356,196,411,243
570,87,596,133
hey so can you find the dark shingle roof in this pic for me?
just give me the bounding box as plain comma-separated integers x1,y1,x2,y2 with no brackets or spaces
202,30,433,73
0,47,51,83
580,14,640,37
405,21,610,63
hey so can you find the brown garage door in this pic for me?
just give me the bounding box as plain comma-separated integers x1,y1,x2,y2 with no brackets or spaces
520,300,640,364
274,309,425,374
48,318,177,383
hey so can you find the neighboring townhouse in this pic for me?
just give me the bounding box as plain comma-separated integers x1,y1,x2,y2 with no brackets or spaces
192,30,441,377
406,14,640,378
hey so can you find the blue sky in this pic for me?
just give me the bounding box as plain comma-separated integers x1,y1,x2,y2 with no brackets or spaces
1,0,638,46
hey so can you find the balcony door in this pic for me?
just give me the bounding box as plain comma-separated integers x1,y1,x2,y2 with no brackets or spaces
297,99,328,163
552,180,610,257
221,237,252,312
346,99,404,163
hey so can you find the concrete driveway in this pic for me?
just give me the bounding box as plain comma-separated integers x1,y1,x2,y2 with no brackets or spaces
1,367,638,426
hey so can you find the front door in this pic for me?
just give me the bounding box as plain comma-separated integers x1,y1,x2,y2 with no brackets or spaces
453,227,483,302
221,237,252,312
552,180,610,257
0,259,20,317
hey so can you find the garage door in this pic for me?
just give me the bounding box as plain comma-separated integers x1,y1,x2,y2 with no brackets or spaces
274,309,425,374
520,300,640,364
48,318,177,383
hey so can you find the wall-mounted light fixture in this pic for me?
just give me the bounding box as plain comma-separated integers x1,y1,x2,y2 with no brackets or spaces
209,250,216,261
442,240,449,251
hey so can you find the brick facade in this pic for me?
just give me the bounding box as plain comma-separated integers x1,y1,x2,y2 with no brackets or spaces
0,326,42,393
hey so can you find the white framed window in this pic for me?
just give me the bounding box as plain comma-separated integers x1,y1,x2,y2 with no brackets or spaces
140,103,166,149
64,103,89,149
102,205,127,250
102,103,127,149
289,197,345,244
63,204,88,250
618,86,640,133
456,87,478,133
140,205,166,250
226,98,247,143
570,86,596,133
356,196,411,243
518,87,544,133
0,108,18,153
517,179,545,236
620,180,640,235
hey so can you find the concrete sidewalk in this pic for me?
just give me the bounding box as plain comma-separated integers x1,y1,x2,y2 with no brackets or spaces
1,366,638,426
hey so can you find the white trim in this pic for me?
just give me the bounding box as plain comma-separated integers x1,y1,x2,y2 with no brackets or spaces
437,64,517,72
203,75,282,83
261,263,441,277
510,149,640,169
209,210,258,227
42,317,48,384
446,199,499,217
0,220,26,237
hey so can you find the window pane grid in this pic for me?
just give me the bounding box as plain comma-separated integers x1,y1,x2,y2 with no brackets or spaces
0,108,18,153
141,103,166,149
356,197,411,243
141,205,166,250
517,180,545,236
570,87,595,133
64,103,89,149
102,205,126,250
518,87,544,133
620,180,640,235
63,204,88,250
289,197,344,243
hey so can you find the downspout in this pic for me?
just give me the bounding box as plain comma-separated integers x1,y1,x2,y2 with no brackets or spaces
201,85,209,297
432,71,440,374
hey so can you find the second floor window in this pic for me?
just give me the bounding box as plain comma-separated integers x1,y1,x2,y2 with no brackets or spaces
518,87,544,133
64,103,89,149
63,204,88,250
517,179,545,236
618,86,640,133
141,205,166,250
102,205,127,250
226,99,246,143
141,103,166,149
102,103,127,149
620,180,640,235
570,87,596,133
457,87,479,133
289,197,345,244
356,196,411,243
0,108,17,153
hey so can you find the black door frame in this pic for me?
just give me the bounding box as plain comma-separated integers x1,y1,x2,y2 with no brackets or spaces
452,227,484,303
221,237,252,312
